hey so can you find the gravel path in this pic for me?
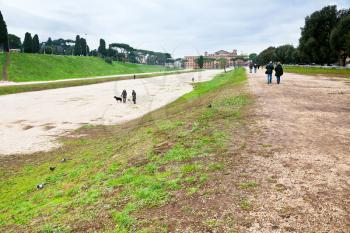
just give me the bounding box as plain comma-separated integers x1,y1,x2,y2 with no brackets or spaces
0,70,221,155
239,69,350,232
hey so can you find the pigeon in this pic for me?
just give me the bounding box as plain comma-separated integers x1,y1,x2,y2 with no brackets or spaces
37,183,45,189
61,158,67,163
207,103,212,108
49,167,56,171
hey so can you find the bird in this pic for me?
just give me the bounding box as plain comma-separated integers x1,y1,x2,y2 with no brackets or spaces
49,167,56,171
61,158,67,163
207,103,212,108
37,184,45,189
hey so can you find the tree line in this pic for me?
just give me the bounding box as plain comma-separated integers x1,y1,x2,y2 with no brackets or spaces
256,5,350,66
0,10,172,65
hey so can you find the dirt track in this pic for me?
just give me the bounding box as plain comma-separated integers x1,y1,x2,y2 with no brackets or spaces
0,70,220,155
240,69,350,232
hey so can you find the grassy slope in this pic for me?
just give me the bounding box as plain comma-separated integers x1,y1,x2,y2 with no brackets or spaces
0,68,248,232
284,66,350,77
0,53,175,82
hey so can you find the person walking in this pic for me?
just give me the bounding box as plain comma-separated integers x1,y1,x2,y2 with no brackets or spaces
253,63,257,73
121,89,127,103
275,62,283,84
249,62,253,73
265,61,274,84
132,90,136,104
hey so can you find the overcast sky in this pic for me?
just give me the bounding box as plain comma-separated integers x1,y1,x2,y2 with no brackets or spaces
1,0,349,58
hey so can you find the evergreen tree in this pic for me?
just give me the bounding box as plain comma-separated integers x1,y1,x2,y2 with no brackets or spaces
0,10,9,52
8,34,21,49
196,55,204,69
74,35,82,56
32,34,40,53
80,37,87,56
23,32,33,53
46,37,53,46
98,39,107,56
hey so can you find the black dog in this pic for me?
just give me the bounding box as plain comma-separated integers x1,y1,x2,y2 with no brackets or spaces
114,96,122,102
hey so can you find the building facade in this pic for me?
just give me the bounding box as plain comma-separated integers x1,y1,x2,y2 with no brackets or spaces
184,49,247,69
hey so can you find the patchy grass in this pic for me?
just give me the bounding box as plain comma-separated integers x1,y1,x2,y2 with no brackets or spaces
238,181,259,189
0,68,249,232
284,66,350,77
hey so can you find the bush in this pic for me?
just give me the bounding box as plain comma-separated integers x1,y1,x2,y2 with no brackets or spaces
104,57,113,64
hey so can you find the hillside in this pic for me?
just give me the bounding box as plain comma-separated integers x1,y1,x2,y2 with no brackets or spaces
0,53,174,82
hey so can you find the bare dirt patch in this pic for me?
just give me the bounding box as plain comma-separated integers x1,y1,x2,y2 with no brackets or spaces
234,70,350,232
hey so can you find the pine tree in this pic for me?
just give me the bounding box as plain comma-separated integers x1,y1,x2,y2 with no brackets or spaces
74,35,82,56
0,10,9,52
23,32,33,53
80,37,87,56
98,39,106,57
32,34,40,53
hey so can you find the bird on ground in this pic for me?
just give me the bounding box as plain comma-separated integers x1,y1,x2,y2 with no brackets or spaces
49,167,56,171
37,184,45,189
61,158,67,163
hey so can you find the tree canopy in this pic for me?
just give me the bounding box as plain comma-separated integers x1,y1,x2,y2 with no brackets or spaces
74,35,82,56
23,32,33,53
0,10,9,52
8,34,21,49
196,56,204,69
32,34,40,53
98,39,107,57
330,15,350,66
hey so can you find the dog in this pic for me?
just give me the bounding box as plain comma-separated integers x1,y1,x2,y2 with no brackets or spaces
114,96,122,102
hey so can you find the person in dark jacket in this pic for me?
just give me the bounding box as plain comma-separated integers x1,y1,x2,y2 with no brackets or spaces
265,61,274,84
253,63,257,73
121,89,127,103
132,90,136,104
249,62,253,73
275,62,283,84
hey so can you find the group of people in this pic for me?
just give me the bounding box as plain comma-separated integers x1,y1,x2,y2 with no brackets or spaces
121,89,137,104
249,63,260,73
265,61,284,84
249,61,284,84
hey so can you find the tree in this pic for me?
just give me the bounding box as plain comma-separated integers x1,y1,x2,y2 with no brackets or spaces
249,53,258,63
298,5,339,64
32,34,40,53
80,37,87,56
0,10,9,52
257,47,276,65
330,15,350,66
217,58,227,72
8,34,21,49
274,45,297,64
98,39,107,57
196,55,204,69
74,35,82,56
23,32,33,53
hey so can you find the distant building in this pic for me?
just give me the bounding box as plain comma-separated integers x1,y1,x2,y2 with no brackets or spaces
184,49,248,69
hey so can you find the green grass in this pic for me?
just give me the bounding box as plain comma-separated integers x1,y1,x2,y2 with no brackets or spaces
284,66,350,77
0,68,248,232
0,53,179,82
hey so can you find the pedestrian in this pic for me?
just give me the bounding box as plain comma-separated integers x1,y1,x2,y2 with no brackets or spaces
253,63,257,73
132,90,136,104
249,62,253,73
275,62,283,84
133,74,136,80
121,89,127,103
192,77,194,82
265,61,274,84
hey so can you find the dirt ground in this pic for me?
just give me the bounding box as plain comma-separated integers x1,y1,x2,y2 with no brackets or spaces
0,70,220,155
239,69,350,232
141,69,350,233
